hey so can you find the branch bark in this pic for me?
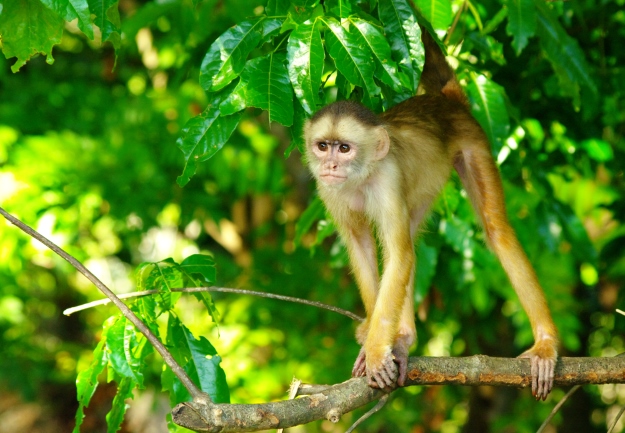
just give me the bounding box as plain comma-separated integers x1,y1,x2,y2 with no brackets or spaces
172,355,625,432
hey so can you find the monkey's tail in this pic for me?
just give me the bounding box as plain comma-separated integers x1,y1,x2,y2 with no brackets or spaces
418,25,469,107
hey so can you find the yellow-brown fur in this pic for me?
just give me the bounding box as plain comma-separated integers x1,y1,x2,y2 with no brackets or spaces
303,26,558,398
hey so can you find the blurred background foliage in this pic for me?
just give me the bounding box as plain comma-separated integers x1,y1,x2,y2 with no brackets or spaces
0,0,624,432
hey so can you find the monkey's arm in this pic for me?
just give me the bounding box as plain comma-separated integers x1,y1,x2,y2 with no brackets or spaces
362,197,415,389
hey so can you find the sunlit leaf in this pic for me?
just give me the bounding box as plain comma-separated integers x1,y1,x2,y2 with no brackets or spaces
506,0,536,55
324,18,380,102
287,19,325,114
350,18,403,92
581,139,614,162
199,18,265,92
39,0,94,39
105,316,144,385
164,316,229,404
415,0,453,31
466,73,510,153
239,52,294,126
73,338,107,433
0,0,64,72
89,0,121,49
180,254,216,284
105,377,134,433
325,0,354,18
176,94,243,186
378,0,424,91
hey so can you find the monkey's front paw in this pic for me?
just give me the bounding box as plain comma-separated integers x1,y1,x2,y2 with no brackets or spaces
518,341,557,401
365,349,398,389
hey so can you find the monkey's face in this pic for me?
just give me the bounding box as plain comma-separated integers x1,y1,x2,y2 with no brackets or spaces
304,114,389,187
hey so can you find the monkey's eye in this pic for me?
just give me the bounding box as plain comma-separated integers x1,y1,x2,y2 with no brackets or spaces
317,142,328,151
338,143,351,153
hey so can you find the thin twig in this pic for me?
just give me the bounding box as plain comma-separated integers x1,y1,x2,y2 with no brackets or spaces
536,385,580,433
444,0,467,45
64,286,364,322
0,207,209,404
345,394,390,433
608,405,625,433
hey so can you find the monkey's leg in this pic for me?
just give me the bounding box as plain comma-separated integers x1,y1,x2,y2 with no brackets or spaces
454,147,558,400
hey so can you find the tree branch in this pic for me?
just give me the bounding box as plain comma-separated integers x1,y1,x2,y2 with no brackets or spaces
172,355,625,432
0,207,210,404
63,287,364,322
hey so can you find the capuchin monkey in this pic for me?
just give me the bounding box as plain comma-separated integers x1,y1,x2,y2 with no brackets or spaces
303,26,558,400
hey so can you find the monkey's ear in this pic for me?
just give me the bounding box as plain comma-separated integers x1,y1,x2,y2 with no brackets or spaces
374,127,390,160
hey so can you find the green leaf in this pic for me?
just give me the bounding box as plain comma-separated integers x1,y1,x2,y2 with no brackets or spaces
287,19,325,114
378,0,424,91
260,17,284,44
238,52,294,126
466,73,510,154
415,241,437,303
295,196,325,246
164,316,229,404
105,316,144,386
350,18,403,92
180,254,216,284
73,338,108,433
0,0,64,72
325,0,354,18
181,325,229,403
89,0,121,49
39,0,94,39
535,2,598,108
505,0,536,55
415,0,453,31
105,377,134,433
581,139,614,162
324,18,380,102
199,19,265,92
285,98,308,158
176,98,243,187
265,0,290,15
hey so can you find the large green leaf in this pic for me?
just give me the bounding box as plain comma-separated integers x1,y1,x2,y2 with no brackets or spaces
535,2,598,108
350,18,403,92
378,0,424,91
250,52,294,126
506,0,536,55
180,254,216,284
287,19,325,115
176,94,243,187
325,0,354,18
199,18,266,92
466,73,510,153
324,18,380,101
294,196,325,247
0,0,64,72
39,0,94,39
415,0,453,31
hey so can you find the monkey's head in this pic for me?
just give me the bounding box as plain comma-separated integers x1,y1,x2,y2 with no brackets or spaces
304,101,390,187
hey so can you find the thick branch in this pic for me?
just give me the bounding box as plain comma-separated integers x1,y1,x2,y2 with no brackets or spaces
172,355,625,432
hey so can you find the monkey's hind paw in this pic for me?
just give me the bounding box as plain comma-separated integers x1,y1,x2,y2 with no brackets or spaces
352,348,367,378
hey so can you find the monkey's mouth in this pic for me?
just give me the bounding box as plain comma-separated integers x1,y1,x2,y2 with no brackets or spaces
320,174,347,185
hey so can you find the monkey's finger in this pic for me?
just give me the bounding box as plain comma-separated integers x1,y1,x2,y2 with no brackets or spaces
395,357,408,387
